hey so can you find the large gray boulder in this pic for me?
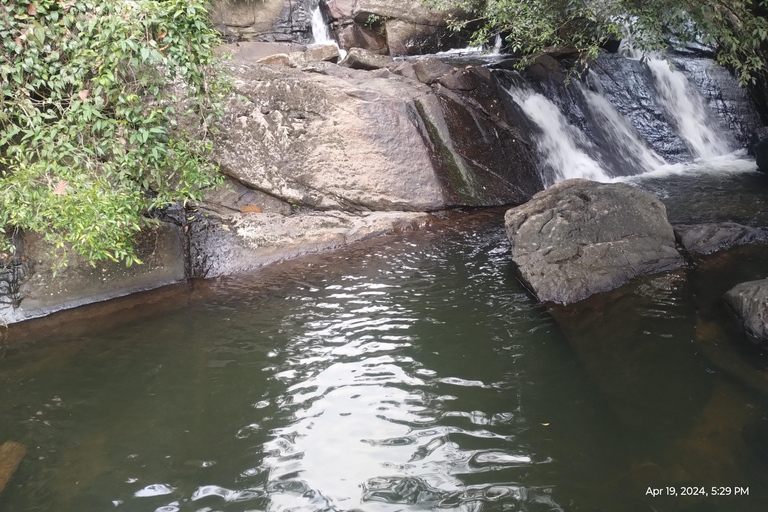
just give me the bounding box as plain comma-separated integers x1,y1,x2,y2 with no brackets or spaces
724,279,768,342
211,0,315,44
213,62,542,212
325,0,468,55
504,179,684,304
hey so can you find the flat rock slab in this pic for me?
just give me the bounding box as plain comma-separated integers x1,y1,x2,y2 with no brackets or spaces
189,210,430,278
504,179,684,304
0,223,185,325
674,222,768,255
724,278,768,342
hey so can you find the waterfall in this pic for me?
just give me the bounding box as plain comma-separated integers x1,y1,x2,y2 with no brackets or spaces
311,6,333,45
509,87,611,186
489,34,503,55
643,56,731,159
310,6,347,60
579,83,667,172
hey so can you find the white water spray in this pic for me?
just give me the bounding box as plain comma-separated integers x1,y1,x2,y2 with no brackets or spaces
579,84,667,172
509,87,611,186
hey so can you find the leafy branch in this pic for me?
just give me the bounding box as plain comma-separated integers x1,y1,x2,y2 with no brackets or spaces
0,0,229,267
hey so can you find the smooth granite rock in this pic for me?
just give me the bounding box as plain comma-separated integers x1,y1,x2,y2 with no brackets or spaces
504,179,684,304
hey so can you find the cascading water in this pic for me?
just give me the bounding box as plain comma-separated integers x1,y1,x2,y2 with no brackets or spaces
311,6,333,45
509,47,756,188
579,83,667,172
644,56,732,159
508,87,611,186
311,6,347,60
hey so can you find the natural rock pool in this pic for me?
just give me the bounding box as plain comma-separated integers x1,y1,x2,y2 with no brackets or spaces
2,169,768,512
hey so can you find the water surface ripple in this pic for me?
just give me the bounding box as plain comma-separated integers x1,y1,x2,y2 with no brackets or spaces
2,210,768,512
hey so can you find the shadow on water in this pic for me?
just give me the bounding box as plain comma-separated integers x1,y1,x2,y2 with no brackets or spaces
548,241,768,511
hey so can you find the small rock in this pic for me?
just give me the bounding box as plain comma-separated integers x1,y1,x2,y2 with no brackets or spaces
241,205,263,214
391,61,418,81
257,53,291,67
305,44,340,63
674,222,768,255
412,57,455,84
340,47,394,70
724,278,768,342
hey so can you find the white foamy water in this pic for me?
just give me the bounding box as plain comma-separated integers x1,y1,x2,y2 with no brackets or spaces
644,56,731,159
611,150,757,183
508,87,611,186
580,84,667,172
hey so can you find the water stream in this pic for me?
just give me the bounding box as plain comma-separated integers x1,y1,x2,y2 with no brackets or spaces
645,56,732,158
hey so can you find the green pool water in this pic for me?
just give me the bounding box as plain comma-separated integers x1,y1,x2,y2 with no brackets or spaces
1,179,768,512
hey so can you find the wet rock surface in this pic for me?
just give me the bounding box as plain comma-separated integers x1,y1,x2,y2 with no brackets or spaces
188,209,430,278
504,179,684,304
725,278,768,342
674,222,768,255
0,223,185,326
566,53,691,164
671,54,764,150
755,136,768,173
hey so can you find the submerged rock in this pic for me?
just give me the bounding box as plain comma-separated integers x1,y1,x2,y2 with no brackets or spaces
188,209,430,278
724,278,768,342
504,179,684,304
674,222,768,255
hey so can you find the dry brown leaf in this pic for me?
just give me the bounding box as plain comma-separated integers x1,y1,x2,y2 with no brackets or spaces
158,30,167,40
27,2,37,15
78,89,89,101
159,42,171,52
52,179,68,196
241,204,262,214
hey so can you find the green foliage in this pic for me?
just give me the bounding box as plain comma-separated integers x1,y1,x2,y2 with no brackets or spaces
425,0,768,83
365,13,381,28
0,0,228,266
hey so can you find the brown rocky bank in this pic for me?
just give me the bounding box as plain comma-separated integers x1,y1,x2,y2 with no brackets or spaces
0,47,544,326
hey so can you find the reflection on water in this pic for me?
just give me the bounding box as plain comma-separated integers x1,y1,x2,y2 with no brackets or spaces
1,206,768,512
